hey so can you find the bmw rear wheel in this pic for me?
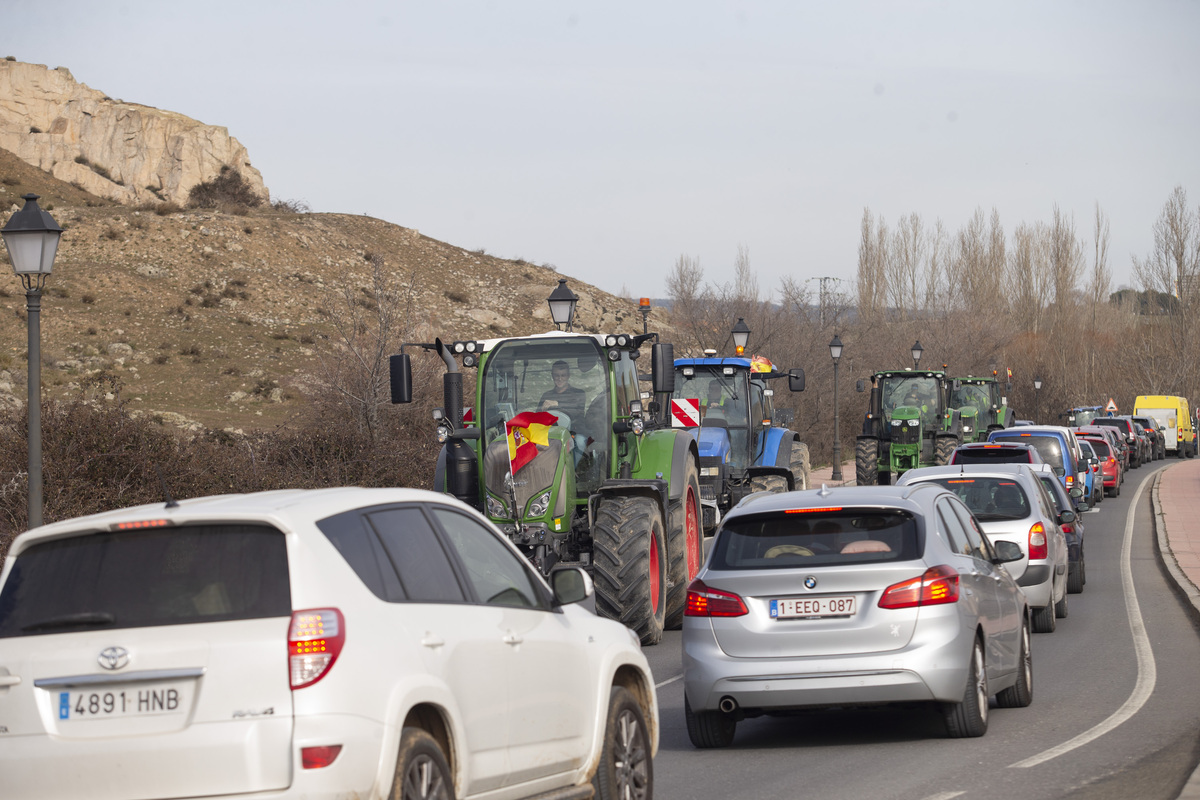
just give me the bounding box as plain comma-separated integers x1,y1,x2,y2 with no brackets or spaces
943,638,988,737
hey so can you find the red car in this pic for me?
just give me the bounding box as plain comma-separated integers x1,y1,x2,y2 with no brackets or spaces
1078,425,1129,475
1082,435,1122,497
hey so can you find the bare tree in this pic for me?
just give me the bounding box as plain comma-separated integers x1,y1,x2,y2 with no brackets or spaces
856,209,887,322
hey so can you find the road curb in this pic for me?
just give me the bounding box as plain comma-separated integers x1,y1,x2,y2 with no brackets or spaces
1149,467,1200,800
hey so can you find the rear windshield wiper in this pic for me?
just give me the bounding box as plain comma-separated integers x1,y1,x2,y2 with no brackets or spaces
21,612,115,632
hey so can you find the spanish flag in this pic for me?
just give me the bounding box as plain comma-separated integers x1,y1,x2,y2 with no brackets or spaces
507,411,557,473
750,355,775,373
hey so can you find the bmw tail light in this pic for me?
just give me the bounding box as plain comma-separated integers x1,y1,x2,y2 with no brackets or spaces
685,580,748,617
1028,522,1048,560
878,565,960,609
289,608,345,689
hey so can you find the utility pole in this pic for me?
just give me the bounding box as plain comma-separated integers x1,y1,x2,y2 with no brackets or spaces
808,276,841,327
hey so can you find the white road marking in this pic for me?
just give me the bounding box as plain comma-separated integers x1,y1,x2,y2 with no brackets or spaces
1010,473,1158,768
655,674,683,689
919,793,965,800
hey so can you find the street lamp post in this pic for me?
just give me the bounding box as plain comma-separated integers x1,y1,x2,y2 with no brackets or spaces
731,318,750,356
1034,377,1043,425
830,335,844,482
547,278,579,331
1,194,63,529
911,340,924,370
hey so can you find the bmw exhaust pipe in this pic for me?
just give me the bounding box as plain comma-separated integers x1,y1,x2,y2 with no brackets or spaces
719,696,738,714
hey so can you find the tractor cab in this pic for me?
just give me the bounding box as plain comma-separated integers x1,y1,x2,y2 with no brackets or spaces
1065,406,1105,427
950,375,1012,442
856,366,963,485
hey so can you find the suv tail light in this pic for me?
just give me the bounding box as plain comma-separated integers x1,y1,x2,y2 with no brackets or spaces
289,608,345,689
878,565,959,609
685,580,748,617
1028,522,1048,560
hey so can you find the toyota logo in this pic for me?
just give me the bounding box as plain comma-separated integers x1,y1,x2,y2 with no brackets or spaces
804,576,818,590
98,647,129,671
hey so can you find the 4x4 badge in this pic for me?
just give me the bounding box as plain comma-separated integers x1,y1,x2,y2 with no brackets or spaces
804,576,818,590
98,647,129,671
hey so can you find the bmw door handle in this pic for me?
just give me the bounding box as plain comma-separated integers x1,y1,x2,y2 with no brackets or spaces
503,632,524,646
421,633,446,649
0,675,20,687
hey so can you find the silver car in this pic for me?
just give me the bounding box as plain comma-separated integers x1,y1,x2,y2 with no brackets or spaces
682,484,1031,747
899,464,1069,634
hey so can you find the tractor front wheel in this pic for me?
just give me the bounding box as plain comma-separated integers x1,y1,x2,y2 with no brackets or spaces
665,458,703,630
790,440,811,491
935,435,960,466
594,495,667,645
855,438,879,486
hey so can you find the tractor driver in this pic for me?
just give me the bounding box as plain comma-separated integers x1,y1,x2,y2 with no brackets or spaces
538,360,587,427
703,380,726,420
903,382,937,425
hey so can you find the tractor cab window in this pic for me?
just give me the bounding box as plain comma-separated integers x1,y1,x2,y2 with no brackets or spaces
882,376,939,426
952,384,991,411
480,337,610,492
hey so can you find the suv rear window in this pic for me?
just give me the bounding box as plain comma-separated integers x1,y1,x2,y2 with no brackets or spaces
924,476,1030,521
711,510,920,569
951,447,1034,464
997,434,1063,471
1084,438,1111,458
0,525,291,638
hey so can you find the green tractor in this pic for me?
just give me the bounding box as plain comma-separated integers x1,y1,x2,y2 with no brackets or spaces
855,368,964,485
950,374,1014,442
390,286,702,646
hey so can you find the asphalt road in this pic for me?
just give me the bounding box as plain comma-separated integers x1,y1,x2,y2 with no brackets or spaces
642,463,1200,800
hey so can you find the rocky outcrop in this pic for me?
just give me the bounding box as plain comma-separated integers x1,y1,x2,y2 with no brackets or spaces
0,60,267,207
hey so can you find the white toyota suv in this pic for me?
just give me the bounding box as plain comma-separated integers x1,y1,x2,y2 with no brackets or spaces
0,488,657,800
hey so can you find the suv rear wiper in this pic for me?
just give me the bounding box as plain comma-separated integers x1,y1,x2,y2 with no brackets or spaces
21,612,115,632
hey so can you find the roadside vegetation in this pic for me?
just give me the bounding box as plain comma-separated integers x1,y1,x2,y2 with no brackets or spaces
666,185,1199,475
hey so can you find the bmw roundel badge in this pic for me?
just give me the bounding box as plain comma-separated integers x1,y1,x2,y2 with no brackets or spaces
804,576,818,590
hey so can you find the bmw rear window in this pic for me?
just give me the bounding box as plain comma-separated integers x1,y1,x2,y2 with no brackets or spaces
921,477,1031,522
0,525,291,638
710,510,920,570
952,447,1033,464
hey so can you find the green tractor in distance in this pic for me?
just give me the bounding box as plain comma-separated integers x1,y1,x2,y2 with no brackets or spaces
855,366,964,485
950,373,1014,442
389,282,702,646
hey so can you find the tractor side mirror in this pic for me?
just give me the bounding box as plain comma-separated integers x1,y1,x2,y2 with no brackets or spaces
1005,382,1012,392
952,379,962,390
652,343,675,394
788,368,805,392
856,380,866,393
390,354,413,404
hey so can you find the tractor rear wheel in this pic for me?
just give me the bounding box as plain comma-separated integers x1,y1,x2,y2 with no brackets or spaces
855,438,879,486
594,495,667,645
789,440,811,491
665,458,703,630
935,435,959,466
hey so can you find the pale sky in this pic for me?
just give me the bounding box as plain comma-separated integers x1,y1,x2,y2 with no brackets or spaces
7,1,1200,300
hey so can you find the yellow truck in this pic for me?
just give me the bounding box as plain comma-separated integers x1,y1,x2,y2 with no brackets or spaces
1133,395,1195,458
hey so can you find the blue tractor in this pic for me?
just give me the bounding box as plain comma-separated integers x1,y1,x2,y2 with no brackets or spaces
670,353,808,532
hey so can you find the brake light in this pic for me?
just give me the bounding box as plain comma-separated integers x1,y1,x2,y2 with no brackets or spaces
878,565,959,609
1065,474,1073,486
301,745,343,769
289,608,345,689
685,580,749,617
1028,522,1048,560
785,507,843,514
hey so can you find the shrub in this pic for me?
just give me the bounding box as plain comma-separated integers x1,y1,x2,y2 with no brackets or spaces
81,294,96,304
154,202,182,216
187,166,263,209
271,198,310,213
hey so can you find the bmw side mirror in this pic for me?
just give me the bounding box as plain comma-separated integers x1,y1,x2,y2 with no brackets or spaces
992,540,1023,564
551,567,594,606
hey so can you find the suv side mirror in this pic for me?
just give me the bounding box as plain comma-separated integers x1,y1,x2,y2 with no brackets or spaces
551,567,594,606
788,368,805,392
1059,509,1077,524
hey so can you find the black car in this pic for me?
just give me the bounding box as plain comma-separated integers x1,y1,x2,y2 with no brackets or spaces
949,441,1046,466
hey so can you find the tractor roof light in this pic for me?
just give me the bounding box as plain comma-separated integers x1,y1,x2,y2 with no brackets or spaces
732,318,750,355
547,279,579,331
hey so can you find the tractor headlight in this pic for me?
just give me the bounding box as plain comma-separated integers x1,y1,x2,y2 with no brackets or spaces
891,419,901,427
528,490,552,517
907,419,919,427
963,424,972,433
630,417,645,435
436,425,451,443
487,495,509,518
700,466,721,477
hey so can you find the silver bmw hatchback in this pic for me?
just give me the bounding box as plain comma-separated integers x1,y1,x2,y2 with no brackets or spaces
682,484,1031,747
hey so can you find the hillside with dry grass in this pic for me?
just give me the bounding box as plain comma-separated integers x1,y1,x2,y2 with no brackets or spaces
0,147,660,432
